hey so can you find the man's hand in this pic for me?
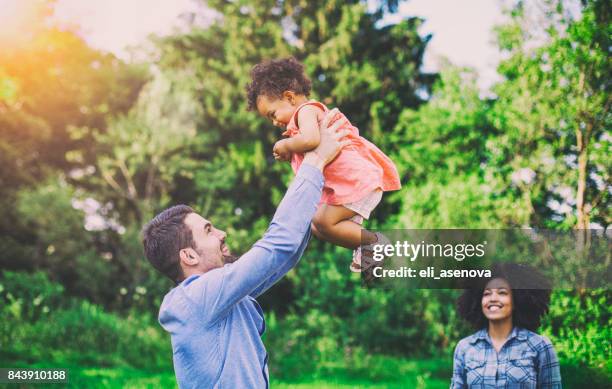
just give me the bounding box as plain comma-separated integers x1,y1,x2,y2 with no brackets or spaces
303,108,351,171
273,139,292,162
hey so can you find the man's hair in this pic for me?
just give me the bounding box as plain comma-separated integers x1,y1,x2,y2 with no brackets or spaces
456,263,552,331
142,205,195,283
246,57,312,111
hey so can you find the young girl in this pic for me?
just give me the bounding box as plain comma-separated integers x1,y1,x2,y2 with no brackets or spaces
246,57,401,272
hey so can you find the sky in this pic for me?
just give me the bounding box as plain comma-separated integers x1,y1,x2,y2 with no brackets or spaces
389,0,507,91
44,0,509,92
52,0,206,56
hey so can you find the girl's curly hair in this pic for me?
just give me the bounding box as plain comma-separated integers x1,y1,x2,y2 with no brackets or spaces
457,263,552,331
246,57,312,111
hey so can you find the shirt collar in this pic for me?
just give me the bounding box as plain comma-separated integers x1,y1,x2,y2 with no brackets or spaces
510,326,528,341
469,326,527,345
470,328,489,344
179,274,200,286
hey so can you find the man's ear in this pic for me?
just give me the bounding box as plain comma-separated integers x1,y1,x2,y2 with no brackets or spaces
179,247,199,267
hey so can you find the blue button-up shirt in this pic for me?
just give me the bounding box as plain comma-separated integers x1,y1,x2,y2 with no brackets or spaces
451,327,562,388
158,164,324,389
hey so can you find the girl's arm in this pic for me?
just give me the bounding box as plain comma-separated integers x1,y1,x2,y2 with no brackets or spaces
284,105,322,153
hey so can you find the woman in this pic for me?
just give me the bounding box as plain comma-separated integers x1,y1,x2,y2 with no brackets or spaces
451,263,562,388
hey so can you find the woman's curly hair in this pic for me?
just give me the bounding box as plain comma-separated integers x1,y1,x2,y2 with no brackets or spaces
457,263,552,331
246,57,312,111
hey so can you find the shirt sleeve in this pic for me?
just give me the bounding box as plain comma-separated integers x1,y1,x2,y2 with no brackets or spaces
190,163,324,324
537,337,562,389
248,230,310,298
248,165,319,297
450,341,467,389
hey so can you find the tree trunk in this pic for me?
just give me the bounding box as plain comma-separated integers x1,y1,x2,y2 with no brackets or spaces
576,126,589,232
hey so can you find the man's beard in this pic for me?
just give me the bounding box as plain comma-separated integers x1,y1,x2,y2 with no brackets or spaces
222,254,239,264
194,246,239,266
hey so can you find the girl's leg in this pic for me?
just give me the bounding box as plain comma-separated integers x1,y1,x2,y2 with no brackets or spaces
312,204,377,249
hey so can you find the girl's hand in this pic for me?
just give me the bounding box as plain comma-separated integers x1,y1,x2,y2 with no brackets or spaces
273,139,292,162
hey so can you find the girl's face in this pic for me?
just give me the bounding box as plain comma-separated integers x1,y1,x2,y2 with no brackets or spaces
256,93,297,129
481,278,513,322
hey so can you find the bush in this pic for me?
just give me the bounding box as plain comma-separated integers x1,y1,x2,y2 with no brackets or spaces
264,310,345,380
119,310,173,370
0,271,172,371
0,270,65,321
541,289,611,369
282,247,467,359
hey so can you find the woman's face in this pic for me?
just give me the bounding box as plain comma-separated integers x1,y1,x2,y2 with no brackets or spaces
481,278,513,322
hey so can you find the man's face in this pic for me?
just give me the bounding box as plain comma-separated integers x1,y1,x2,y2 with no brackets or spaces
183,213,230,272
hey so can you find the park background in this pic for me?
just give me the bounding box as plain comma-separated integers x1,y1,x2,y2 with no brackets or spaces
0,0,609,387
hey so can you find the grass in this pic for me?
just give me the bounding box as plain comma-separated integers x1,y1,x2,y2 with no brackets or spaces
1,357,608,388
0,358,451,389
0,366,176,389
273,357,452,389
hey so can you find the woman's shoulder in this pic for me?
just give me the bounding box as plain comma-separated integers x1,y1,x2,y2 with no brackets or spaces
516,327,555,351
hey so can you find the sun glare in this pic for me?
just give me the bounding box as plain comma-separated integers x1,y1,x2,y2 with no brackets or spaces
0,0,44,47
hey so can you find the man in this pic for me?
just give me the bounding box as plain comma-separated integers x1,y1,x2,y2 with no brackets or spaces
142,109,350,388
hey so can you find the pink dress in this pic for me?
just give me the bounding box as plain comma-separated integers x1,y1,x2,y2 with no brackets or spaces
282,101,401,205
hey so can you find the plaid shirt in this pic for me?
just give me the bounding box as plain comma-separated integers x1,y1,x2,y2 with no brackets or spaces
451,327,562,389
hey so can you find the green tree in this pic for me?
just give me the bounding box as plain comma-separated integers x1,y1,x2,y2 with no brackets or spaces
72,70,204,226
0,3,146,273
488,0,610,229
392,65,499,227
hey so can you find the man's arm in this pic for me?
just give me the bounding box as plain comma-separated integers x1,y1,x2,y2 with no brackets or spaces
183,108,349,325
191,163,323,324
248,227,310,298
248,110,345,297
